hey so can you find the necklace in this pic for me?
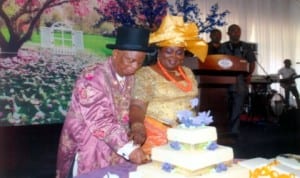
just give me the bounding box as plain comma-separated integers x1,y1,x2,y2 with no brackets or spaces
169,70,180,77
157,60,193,92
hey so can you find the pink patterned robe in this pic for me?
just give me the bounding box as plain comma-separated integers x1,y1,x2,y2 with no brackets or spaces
56,58,134,178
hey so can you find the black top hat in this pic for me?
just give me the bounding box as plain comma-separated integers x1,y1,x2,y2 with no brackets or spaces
106,26,153,52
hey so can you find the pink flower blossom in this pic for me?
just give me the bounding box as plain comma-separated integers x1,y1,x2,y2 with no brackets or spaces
122,115,129,123
93,129,105,139
79,88,87,99
85,72,94,80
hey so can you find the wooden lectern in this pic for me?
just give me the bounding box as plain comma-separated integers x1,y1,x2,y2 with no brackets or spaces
193,55,249,133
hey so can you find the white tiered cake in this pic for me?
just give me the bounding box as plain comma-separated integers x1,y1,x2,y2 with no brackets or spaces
130,99,249,178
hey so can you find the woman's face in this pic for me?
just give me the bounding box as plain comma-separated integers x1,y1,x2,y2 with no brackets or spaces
158,46,185,70
112,49,146,76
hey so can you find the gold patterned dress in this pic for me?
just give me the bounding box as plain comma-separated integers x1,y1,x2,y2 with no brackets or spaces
132,66,199,154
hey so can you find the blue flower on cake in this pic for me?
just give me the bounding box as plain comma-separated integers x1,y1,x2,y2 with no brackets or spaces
162,162,175,172
176,110,194,127
169,141,181,150
177,98,213,128
177,110,213,128
190,97,199,109
206,141,218,151
215,163,228,173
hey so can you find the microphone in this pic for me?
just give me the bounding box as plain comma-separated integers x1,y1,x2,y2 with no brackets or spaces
264,75,273,82
255,61,269,76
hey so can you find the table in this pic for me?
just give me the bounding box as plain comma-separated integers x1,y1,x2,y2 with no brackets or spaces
75,162,137,178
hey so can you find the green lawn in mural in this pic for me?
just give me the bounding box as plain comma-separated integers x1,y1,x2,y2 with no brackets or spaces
1,28,115,57
28,31,115,57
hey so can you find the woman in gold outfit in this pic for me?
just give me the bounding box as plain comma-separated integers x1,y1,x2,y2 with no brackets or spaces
128,15,208,155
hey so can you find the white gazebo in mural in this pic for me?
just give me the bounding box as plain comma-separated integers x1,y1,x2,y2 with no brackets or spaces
40,22,84,55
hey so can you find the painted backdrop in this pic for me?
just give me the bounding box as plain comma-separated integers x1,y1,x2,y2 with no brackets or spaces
0,0,231,126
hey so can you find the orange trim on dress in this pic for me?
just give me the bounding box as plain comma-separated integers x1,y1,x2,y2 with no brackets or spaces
142,116,170,156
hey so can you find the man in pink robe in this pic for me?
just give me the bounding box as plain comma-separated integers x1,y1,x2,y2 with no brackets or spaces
56,26,153,178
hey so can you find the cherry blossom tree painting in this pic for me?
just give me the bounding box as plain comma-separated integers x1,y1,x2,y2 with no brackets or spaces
0,0,92,58
169,0,230,33
93,0,168,31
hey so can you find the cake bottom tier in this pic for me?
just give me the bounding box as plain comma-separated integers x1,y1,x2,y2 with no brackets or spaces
131,162,250,178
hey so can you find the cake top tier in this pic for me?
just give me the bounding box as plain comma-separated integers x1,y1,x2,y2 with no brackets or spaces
167,126,217,145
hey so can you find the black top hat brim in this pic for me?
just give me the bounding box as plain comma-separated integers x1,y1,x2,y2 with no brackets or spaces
106,26,154,53
106,44,154,53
